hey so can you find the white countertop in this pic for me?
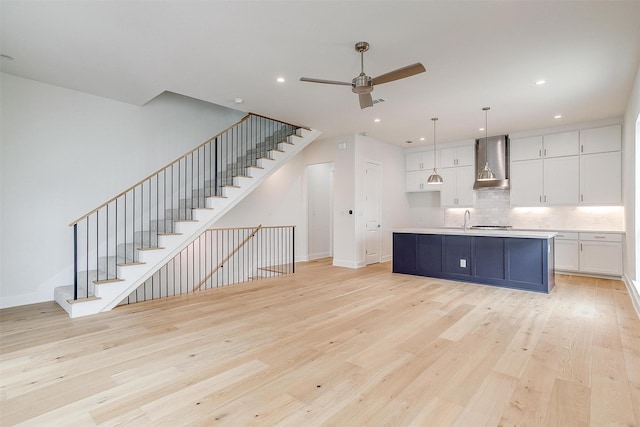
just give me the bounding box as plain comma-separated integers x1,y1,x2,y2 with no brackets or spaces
513,227,624,234
394,227,557,239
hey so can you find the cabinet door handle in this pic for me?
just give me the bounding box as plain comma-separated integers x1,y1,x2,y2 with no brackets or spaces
581,145,584,153
539,149,542,157
580,243,583,251
539,195,542,203
544,195,547,203
594,236,606,239
581,194,584,202
544,149,547,157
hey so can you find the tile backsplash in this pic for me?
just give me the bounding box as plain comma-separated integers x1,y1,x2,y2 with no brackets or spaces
439,189,624,231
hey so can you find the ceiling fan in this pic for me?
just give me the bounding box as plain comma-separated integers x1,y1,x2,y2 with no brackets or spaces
300,41,426,109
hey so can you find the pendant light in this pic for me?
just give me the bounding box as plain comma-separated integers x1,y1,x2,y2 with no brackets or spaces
427,117,443,184
477,107,497,181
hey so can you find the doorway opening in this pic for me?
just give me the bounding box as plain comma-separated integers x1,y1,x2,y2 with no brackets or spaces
307,163,334,261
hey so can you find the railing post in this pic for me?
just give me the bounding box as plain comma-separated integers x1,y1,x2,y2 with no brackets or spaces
73,223,78,300
292,226,295,273
214,137,218,197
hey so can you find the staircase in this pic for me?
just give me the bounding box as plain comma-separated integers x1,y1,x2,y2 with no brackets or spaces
54,114,320,317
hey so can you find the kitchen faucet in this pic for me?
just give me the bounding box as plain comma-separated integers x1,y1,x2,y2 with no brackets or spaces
463,210,471,231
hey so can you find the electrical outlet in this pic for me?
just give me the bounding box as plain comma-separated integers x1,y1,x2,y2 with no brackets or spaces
460,259,467,268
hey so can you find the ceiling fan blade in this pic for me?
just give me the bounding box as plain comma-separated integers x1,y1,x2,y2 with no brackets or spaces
300,77,352,86
371,63,426,85
359,93,373,109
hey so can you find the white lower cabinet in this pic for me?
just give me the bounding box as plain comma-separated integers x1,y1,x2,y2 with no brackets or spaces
554,233,580,271
579,233,623,276
553,232,622,276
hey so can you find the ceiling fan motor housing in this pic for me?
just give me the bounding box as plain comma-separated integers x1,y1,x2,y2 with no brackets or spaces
352,74,373,94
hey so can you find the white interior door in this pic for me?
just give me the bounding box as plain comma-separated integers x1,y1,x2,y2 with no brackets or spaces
307,163,333,260
365,161,381,265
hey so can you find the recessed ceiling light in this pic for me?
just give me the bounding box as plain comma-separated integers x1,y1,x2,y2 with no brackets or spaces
1,54,14,60
374,118,381,123
479,127,485,131
276,77,285,83
419,137,425,141
536,80,546,85
234,98,244,104
554,114,562,119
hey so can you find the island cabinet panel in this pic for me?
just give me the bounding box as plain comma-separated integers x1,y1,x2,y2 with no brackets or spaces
416,234,443,276
392,232,555,293
442,235,471,277
392,233,417,275
474,237,506,280
507,238,544,289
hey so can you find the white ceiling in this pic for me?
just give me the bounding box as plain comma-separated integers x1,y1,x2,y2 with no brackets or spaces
2,1,639,147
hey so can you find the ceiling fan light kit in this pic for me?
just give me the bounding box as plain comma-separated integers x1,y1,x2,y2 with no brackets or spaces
300,41,426,109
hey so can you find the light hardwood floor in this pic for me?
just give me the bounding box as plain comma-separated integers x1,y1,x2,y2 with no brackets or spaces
1,259,639,426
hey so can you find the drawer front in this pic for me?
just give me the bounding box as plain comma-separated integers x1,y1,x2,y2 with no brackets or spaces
579,232,623,242
554,232,579,240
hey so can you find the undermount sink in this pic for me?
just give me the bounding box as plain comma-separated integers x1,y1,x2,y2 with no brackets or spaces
470,225,513,230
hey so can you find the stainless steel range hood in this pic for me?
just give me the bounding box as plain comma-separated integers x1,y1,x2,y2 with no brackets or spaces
474,135,510,190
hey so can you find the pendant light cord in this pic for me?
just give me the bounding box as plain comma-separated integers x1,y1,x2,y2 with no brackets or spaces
484,107,489,166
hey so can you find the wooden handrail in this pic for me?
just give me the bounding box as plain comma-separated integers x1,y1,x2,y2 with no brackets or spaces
69,114,305,226
193,224,263,291
248,112,311,132
207,225,295,232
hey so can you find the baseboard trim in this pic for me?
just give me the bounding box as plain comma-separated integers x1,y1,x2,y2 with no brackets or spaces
332,259,360,269
623,275,640,319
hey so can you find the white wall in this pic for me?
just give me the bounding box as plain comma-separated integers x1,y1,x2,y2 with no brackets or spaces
306,162,333,260
0,73,244,307
212,152,309,261
303,135,356,267
623,62,640,290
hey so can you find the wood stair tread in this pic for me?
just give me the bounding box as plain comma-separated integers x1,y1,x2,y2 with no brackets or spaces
157,233,182,236
117,261,146,267
67,296,101,304
93,278,125,285
137,246,166,251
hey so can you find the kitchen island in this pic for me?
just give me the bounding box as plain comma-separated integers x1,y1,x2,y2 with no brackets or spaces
393,228,556,293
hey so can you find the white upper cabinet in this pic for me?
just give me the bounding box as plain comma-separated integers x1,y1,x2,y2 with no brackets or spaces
580,125,621,154
510,124,621,207
510,159,543,206
543,156,580,205
439,145,474,168
406,150,435,171
439,165,474,207
510,132,578,161
543,131,579,158
580,151,621,204
510,136,543,162
406,170,441,192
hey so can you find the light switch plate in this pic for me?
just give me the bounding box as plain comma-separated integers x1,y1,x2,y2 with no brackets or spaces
460,259,466,268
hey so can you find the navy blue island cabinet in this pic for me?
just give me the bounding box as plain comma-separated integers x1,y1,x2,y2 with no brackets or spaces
392,231,555,293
